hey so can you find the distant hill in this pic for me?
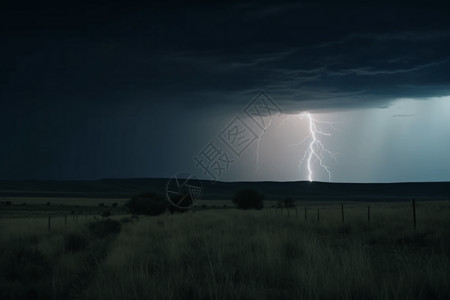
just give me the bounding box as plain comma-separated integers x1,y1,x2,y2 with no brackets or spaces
0,178,168,198
0,179,449,201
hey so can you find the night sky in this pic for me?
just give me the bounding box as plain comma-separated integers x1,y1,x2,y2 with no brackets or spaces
2,1,450,182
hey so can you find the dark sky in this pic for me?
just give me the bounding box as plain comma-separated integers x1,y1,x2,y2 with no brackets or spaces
1,1,450,182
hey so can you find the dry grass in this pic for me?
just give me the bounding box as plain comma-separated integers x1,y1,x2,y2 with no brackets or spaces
0,216,124,300
1,200,449,299
81,203,450,300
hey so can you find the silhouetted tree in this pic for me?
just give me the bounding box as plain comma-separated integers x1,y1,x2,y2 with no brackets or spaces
126,192,168,216
232,189,264,209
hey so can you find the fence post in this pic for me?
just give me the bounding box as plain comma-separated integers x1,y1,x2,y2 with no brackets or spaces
412,199,416,230
48,216,51,232
341,203,344,224
317,208,320,223
368,205,370,226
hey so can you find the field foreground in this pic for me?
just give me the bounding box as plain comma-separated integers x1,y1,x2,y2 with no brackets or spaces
1,202,450,300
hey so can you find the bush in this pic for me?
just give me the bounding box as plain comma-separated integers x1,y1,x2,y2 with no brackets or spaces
126,192,168,216
232,189,264,209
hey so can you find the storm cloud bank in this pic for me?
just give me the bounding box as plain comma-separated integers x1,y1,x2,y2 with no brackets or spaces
2,1,450,111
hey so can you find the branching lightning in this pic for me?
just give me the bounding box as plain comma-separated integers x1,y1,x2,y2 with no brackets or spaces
297,112,336,182
251,111,336,182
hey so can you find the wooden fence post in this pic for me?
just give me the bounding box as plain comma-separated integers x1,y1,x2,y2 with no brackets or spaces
48,216,51,232
341,203,344,224
412,199,416,230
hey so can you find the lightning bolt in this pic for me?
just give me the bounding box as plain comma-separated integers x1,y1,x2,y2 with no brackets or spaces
252,111,335,181
296,112,336,182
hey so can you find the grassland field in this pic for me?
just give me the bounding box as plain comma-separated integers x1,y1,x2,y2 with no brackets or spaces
1,197,450,300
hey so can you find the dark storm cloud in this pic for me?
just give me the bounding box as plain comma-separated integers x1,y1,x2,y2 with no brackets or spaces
2,0,450,111
2,0,450,181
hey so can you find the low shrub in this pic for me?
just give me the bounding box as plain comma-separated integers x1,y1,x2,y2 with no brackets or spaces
126,192,168,216
232,189,264,209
